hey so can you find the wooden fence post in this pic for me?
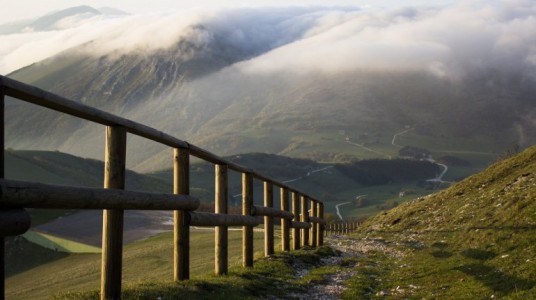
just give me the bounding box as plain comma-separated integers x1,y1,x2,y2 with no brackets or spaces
215,164,228,274
1,83,4,300
319,203,324,245
311,200,317,247
292,192,300,250
242,173,253,267
301,196,309,247
174,148,190,281
101,126,126,300
280,187,290,252
264,181,274,256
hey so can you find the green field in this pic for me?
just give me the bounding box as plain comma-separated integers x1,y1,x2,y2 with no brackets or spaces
22,231,101,253
6,230,267,300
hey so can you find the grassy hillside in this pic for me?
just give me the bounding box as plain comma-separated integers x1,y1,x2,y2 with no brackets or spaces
344,144,536,298
5,149,171,192
6,230,266,300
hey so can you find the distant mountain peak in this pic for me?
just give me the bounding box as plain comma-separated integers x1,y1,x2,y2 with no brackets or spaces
97,7,130,16
28,5,101,31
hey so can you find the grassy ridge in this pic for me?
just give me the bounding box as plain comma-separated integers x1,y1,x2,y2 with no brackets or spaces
345,145,536,298
5,150,171,192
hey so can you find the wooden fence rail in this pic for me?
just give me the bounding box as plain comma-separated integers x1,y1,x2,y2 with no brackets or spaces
0,75,326,300
324,220,360,236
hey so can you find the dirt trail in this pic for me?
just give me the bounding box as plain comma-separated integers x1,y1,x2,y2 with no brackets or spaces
287,235,402,299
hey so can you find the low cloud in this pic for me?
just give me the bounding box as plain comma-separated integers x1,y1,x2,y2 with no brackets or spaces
237,0,536,79
1,0,536,80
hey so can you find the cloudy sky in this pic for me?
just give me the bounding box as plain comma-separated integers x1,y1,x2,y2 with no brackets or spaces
1,0,455,23
1,0,535,80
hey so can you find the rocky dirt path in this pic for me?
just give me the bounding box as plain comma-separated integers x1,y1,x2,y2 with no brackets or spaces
286,235,404,300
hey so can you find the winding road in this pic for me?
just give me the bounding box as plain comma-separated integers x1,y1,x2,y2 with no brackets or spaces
232,165,334,198
391,127,450,183
283,165,334,184
391,128,414,147
335,202,351,220
426,161,449,183
335,195,366,220
345,140,391,159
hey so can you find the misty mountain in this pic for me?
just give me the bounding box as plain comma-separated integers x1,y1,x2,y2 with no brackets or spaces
4,4,536,171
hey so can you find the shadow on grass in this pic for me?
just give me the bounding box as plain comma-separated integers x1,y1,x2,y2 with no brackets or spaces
454,263,535,296
5,236,70,277
461,248,496,260
430,241,453,258
431,250,452,258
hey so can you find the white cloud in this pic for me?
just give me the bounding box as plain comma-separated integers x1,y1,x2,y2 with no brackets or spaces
237,0,536,79
1,0,536,79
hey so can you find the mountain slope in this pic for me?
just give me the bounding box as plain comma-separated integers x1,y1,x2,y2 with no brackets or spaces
345,144,536,298
4,6,536,172
5,149,170,192
366,144,536,232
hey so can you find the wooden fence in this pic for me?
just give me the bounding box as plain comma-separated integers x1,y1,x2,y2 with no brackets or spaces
324,220,360,236
0,76,327,300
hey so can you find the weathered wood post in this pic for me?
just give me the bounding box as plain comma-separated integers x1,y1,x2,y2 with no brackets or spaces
301,196,309,247
292,192,300,250
311,200,318,247
320,202,323,245
280,187,290,252
242,173,254,267
215,164,228,274
264,181,274,256
316,202,323,245
174,148,190,281
0,84,4,300
101,126,127,300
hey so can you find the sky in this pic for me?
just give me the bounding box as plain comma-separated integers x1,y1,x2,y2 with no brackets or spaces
0,0,456,23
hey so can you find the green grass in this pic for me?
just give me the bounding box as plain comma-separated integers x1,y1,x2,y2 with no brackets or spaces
6,230,267,300
49,246,339,300
342,144,536,298
22,230,101,253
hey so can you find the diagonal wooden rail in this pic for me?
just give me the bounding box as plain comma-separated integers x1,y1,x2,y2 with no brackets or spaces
0,75,326,300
